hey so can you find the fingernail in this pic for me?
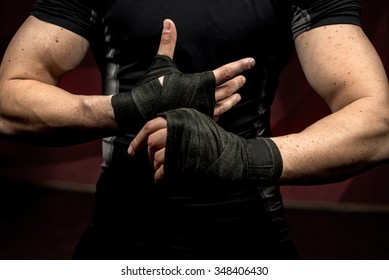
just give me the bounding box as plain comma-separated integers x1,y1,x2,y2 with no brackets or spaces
128,145,134,156
249,59,255,68
164,20,171,31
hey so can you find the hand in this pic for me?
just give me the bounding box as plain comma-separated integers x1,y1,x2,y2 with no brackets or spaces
127,19,256,182
157,19,255,121
128,117,168,183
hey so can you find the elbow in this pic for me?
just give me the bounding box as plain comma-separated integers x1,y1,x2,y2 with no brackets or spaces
0,90,13,138
0,91,19,138
0,112,25,139
364,101,389,164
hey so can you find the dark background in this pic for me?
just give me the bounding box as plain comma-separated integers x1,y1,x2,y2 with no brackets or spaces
0,0,388,259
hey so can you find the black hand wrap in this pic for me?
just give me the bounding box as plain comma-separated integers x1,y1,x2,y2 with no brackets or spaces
159,108,283,186
111,55,216,133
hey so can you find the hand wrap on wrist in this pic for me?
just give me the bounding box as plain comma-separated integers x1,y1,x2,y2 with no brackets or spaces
159,108,283,186
111,55,215,133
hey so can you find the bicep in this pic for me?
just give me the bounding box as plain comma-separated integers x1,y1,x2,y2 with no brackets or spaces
294,24,389,112
0,16,89,85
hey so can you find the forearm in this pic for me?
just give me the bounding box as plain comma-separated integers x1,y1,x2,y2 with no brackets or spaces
272,97,389,185
0,79,117,146
130,96,388,186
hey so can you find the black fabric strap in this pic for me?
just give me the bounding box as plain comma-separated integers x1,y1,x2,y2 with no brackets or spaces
160,108,283,186
111,55,215,133
246,138,283,185
111,91,144,133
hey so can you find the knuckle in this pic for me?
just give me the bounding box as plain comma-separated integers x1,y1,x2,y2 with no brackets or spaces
143,121,154,133
221,67,233,80
239,76,246,86
147,133,157,148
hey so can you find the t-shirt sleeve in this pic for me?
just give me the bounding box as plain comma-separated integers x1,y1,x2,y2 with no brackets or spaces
30,0,101,42
291,0,361,39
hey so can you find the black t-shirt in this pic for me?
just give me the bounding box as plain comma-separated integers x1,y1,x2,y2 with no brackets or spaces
30,0,361,259
31,0,361,138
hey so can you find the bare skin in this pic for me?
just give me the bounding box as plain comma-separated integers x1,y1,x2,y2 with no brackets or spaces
129,23,389,185
0,18,254,146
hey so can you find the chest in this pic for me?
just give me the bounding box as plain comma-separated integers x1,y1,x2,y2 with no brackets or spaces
101,0,292,70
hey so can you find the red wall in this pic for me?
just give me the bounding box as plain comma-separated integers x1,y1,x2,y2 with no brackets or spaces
0,0,388,204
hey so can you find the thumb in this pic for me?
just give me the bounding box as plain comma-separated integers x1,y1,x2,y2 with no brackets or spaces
157,19,177,59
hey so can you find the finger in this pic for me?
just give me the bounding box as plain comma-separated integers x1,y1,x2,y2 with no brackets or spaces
154,164,165,183
213,93,241,121
156,19,177,59
215,75,246,102
147,129,167,164
128,117,167,155
213,58,255,86
153,148,166,172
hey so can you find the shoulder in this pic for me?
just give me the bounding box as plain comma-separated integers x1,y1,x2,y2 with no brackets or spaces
30,0,111,42
291,0,361,39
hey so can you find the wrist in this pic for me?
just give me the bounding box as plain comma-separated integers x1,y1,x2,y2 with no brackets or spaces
246,138,283,185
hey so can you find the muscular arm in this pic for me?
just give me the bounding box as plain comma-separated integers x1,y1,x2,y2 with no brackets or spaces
272,24,389,184
0,17,251,147
0,16,117,146
129,24,389,186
